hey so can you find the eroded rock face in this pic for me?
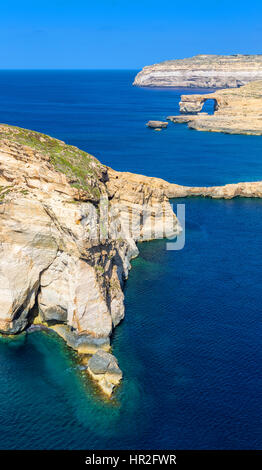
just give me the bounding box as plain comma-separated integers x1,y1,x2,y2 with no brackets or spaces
168,80,262,135
179,98,207,114
2,123,261,396
133,54,262,88
0,124,181,395
108,170,262,200
163,180,262,199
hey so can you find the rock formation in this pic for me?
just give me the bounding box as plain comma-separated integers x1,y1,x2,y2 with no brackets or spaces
109,172,262,200
86,350,122,396
168,80,262,135
1,123,262,396
133,54,262,88
0,124,180,396
146,120,168,129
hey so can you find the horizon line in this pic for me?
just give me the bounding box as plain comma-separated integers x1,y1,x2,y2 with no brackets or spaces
0,68,140,71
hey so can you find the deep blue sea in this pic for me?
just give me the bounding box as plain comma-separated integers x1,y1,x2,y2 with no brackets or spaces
0,71,261,449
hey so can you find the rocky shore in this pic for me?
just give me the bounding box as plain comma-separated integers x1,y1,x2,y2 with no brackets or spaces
0,124,180,396
1,124,262,396
109,172,262,200
133,54,262,88
168,80,262,135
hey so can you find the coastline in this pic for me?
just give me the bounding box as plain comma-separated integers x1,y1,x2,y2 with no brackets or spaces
133,54,262,88
1,126,262,398
0,70,261,450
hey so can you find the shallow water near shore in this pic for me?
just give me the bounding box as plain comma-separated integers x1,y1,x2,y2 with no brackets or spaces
0,71,261,449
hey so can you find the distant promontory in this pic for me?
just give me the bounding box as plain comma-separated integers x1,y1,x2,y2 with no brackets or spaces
133,54,262,88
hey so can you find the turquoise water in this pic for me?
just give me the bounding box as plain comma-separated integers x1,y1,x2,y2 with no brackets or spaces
0,71,261,449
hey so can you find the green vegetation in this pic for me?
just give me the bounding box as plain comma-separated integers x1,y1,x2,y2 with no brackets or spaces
0,124,105,199
95,265,105,274
19,189,29,196
109,278,119,292
0,185,13,202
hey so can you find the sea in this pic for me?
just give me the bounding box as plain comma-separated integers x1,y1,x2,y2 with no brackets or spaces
0,70,261,449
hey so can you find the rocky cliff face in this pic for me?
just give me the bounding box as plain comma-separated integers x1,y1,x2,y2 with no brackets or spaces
133,54,262,88
1,123,262,396
168,80,262,135
113,172,262,200
0,124,180,395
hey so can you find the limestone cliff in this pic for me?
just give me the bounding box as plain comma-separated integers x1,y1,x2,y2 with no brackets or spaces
133,54,262,88
0,124,180,396
1,124,262,396
168,80,262,135
106,171,262,200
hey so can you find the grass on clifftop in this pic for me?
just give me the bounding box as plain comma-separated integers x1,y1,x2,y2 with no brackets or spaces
0,124,104,199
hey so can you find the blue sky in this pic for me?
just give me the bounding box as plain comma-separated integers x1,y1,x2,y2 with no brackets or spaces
0,0,261,69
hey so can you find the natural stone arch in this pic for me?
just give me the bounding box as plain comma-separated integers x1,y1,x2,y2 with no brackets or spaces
179,95,218,114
